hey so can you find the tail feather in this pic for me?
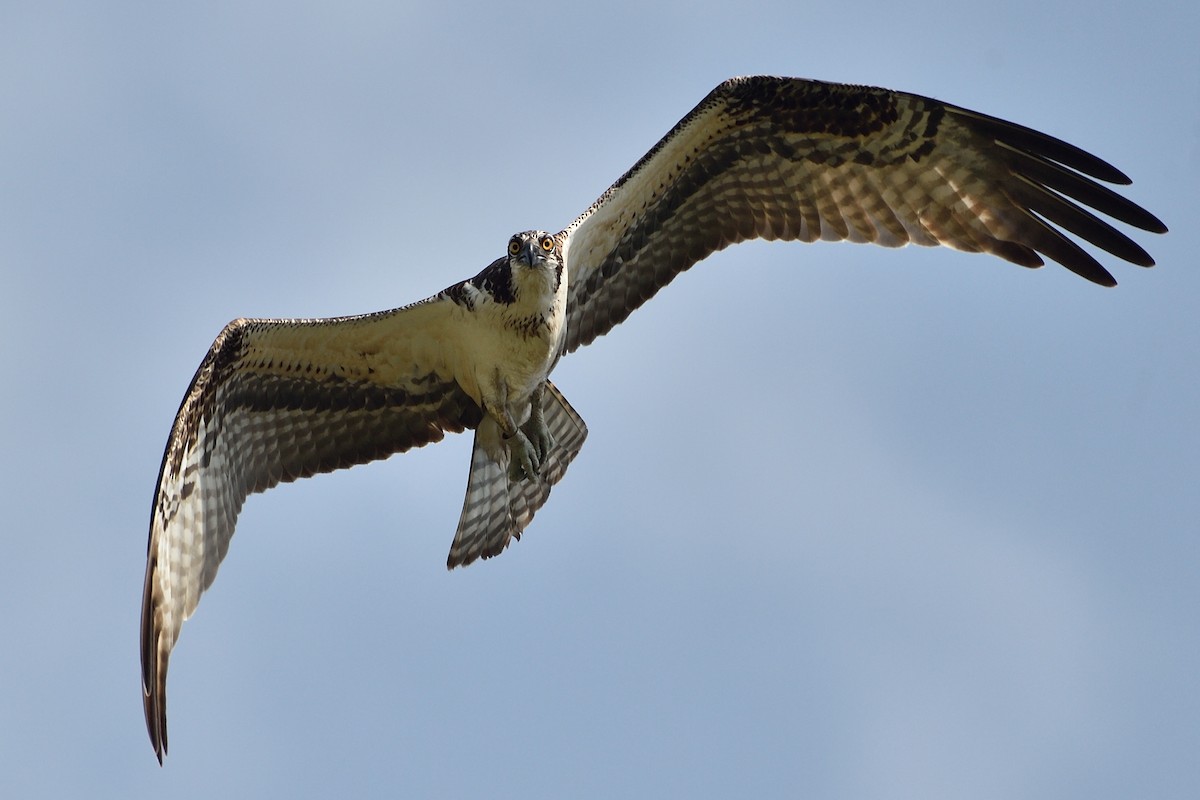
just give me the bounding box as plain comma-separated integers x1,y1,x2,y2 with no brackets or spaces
446,381,587,568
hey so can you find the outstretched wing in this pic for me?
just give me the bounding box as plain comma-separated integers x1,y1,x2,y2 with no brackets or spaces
140,296,481,762
559,76,1167,353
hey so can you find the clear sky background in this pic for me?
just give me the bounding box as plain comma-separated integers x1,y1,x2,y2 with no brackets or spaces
2,2,1197,798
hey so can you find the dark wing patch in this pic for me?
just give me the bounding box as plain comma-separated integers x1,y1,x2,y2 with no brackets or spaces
559,76,1166,353
141,299,479,763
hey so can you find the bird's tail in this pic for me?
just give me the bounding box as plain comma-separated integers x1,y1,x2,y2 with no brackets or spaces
446,381,587,568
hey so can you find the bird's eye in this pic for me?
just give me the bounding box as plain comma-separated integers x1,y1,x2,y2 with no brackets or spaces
540,236,555,252
508,239,522,257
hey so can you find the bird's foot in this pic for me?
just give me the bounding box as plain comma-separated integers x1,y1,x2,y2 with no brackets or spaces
521,413,555,466
507,430,542,482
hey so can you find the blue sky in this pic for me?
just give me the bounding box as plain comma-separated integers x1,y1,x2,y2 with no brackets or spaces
2,2,1197,798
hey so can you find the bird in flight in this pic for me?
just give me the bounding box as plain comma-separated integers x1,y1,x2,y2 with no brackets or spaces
140,76,1165,761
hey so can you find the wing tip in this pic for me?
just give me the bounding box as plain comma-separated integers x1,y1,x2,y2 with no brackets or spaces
1144,215,1170,236
141,551,169,764
143,683,167,764
141,648,168,764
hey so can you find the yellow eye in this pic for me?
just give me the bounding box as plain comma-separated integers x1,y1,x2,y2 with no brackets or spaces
508,239,522,257
540,236,555,252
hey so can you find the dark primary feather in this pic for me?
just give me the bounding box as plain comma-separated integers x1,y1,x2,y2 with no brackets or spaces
560,77,1166,353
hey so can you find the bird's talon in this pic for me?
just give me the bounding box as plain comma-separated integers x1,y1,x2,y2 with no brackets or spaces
507,430,539,481
522,417,555,465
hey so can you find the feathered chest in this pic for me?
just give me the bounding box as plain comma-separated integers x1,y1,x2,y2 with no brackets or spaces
487,267,566,370
443,252,568,401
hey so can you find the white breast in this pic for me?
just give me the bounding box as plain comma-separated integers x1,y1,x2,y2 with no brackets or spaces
451,263,567,420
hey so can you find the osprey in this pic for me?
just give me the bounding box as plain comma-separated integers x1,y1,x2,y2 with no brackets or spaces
141,76,1166,761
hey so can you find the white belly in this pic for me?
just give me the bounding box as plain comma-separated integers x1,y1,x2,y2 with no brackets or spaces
454,299,563,421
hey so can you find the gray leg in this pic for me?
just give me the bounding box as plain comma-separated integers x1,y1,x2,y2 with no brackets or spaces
482,381,550,483
520,382,555,467
505,428,540,482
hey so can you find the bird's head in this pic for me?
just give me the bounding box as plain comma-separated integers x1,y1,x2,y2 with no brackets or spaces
505,229,564,293
507,230,560,269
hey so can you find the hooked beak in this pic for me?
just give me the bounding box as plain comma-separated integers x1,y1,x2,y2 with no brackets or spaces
515,241,542,268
